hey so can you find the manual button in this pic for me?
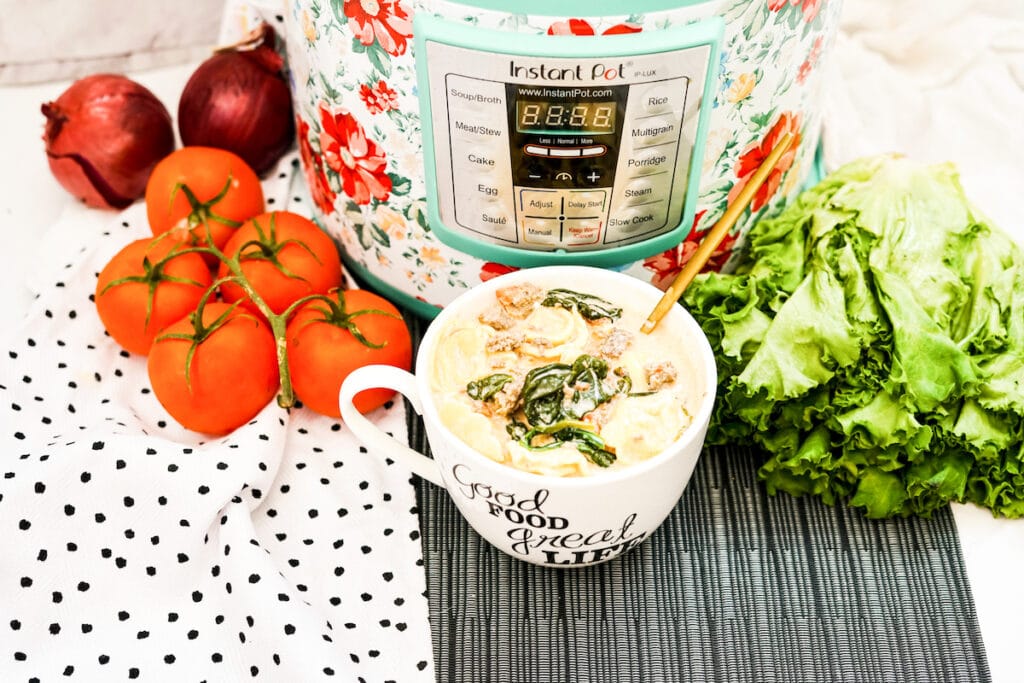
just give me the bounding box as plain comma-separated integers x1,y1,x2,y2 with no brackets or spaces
521,217,561,246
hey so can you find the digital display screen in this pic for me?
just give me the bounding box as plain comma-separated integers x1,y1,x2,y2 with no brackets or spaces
515,100,616,134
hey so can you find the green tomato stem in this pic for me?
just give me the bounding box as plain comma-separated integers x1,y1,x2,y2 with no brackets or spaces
197,215,299,411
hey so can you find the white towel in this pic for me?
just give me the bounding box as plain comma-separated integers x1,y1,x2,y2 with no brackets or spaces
0,155,435,682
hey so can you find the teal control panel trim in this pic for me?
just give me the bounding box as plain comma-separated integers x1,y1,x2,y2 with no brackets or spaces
449,0,712,16
414,13,724,268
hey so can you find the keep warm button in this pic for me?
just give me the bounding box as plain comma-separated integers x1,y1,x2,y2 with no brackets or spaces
563,218,602,246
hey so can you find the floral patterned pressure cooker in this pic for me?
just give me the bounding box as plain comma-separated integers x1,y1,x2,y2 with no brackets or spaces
240,0,842,315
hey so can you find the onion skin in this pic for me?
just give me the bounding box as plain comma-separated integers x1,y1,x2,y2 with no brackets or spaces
42,74,175,209
178,26,295,176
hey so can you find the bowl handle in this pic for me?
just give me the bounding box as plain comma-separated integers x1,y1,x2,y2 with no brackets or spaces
339,365,446,488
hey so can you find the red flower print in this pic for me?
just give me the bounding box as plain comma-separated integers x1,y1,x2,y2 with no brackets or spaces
797,37,824,85
318,105,392,206
479,262,518,282
547,18,642,36
768,0,825,21
797,60,813,85
802,0,822,22
726,112,802,213
359,80,400,115
344,0,413,56
296,115,337,215
643,211,739,290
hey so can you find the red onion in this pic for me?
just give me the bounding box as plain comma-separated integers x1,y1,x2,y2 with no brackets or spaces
42,74,175,209
178,25,295,176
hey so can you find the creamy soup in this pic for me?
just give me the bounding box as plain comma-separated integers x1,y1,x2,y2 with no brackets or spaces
429,283,696,477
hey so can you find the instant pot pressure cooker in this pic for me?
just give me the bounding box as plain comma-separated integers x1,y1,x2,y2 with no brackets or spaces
264,0,841,315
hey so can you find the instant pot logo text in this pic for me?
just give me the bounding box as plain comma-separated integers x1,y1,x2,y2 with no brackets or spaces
510,60,625,82
451,463,647,565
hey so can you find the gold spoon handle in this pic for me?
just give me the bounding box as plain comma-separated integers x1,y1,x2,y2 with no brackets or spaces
641,131,795,334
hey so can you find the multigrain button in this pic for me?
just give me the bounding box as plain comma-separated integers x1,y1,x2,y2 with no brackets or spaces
630,114,678,147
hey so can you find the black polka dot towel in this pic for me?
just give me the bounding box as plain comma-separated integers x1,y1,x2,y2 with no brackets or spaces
0,156,434,682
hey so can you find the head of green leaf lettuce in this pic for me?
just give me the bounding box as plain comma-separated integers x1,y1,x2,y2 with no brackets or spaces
683,154,1024,518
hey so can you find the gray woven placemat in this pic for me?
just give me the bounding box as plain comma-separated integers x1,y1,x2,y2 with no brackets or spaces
412,421,990,683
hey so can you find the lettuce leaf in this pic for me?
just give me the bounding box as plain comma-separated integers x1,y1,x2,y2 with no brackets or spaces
683,154,1024,518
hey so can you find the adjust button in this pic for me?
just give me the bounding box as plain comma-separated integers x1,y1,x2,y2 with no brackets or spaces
519,190,561,217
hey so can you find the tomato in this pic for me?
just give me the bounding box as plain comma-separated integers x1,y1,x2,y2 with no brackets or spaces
147,302,280,435
285,289,412,417
94,237,213,355
218,211,343,316
145,146,264,254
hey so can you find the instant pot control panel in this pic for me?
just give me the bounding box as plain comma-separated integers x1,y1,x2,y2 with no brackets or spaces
415,15,723,267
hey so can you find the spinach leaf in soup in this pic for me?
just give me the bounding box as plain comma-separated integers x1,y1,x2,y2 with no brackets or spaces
520,362,572,426
564,355,617,419
467,373,513,401
541,288,622,322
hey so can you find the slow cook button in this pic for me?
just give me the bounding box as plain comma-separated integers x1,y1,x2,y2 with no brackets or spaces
563,218,602,246
519,189,560,217
607,208,665,237
521,217,561,246
563,190,607,218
